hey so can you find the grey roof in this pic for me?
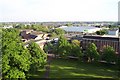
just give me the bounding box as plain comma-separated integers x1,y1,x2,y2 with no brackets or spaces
83,35,119,41
62,26,100,32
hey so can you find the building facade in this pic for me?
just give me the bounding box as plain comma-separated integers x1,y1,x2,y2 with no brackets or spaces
60,26,102,34
108,29,119,37
81,35,120,54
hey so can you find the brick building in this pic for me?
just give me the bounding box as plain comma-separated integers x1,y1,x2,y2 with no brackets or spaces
81,35,120,54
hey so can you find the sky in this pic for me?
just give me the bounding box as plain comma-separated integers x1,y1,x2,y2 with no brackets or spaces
0,0,119,22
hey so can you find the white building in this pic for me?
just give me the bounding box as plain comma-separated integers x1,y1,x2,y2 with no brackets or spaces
108,29,119,37
3,26,13,29
35,40,46,50
60,26,102,33
58,26,68,29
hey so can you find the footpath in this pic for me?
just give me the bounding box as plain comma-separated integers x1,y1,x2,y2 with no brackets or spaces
44,54,55,78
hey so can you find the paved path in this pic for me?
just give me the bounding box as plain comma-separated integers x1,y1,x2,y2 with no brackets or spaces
44,54,55,78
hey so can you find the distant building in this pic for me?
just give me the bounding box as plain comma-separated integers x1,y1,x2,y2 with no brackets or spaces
20,29,34,40
60,26,102,34
30,31,43,40
20,29,49,41
81,35,120,54
20,29,49,50
58,26,67,29
20,29,33,34
35,40,47,50
24,39,47,50
108,29,119,37
3,26,13,29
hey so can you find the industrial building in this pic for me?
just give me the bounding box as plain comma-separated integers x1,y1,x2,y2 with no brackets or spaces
60,26,102,33
108,29,119,37
81,35,120,54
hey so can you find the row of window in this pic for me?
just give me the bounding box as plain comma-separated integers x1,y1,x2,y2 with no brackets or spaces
81,39,119,53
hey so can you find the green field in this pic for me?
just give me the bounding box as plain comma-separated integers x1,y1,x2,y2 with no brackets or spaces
29,58,119,79
49,59,118,79
27,68,46,78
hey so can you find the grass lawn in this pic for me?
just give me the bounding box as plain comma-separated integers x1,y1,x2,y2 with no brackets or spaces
28,58,119,79
49,58,119,79
27,68,46,78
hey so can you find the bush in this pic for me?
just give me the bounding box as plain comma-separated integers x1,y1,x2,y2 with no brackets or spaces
102,46,117,63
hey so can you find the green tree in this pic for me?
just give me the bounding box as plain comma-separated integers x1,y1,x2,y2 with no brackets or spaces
2,29,31,78
117,56,120,77
102,46,117,63
43,42,58,58
96,29,107,35
2,29,47,78
16,24,50,32
49,28,65,38
70,42,83,61
86,43,100,62
65,23,72,26
54,29,65,35
96,31,101,35
5,68,26,78
71,39,80,46
0,28,2,79
56,36,70,58
27,42,47,73
43,42,55,54
50,32,57,37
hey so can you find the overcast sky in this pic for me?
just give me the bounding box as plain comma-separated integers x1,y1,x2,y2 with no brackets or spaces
0,0,119,22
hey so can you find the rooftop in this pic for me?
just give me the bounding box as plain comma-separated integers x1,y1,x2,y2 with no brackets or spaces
109,29,119,31
61,26,101,33
30,31,43,35
83,35,119,41
20,29,33,32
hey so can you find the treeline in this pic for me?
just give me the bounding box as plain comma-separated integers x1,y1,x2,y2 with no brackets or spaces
50,28,65,38
15,24,51,32
96,29,108,35
15,24,65,38
44,35,120,64
2,29,47,78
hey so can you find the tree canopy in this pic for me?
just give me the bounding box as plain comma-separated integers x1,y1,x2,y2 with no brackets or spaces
2,29,47,78
86,43,100,62
70,40,82,60
56,36,70,58
50,28,65,37
71,39,80,46
102,46,117,63
2,29,31,78
27,42,47,73
54,28,65,35
96,29,107,35
16,24,50,32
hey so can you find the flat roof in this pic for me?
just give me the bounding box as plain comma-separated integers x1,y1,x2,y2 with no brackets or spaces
30,31,43,35
83,35,119,41
102,35,118,37
61,26,101,32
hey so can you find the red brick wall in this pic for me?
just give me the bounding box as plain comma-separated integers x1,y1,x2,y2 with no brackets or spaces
81,39,119,54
